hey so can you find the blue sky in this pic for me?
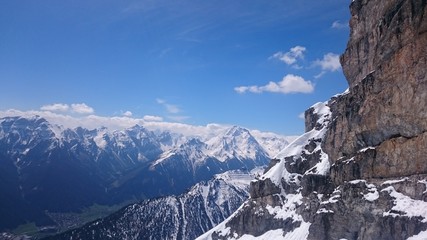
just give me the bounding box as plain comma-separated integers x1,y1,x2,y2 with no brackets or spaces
0,0,350,135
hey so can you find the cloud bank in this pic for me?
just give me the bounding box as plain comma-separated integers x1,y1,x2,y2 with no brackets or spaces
40,103,94,114
41,103,70,112
0,108,272,140
235,74,314,94
71,103,95,114
143,115,163,122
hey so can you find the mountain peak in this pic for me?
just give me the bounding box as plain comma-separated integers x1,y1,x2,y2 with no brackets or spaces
205,126,265,162
225,125,250,137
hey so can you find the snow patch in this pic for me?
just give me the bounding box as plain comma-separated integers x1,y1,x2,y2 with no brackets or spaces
317,208,334,214
93,130,108,149
215,224,310,240
264,101,331,186
407,230,427,240
22,148,30,155
359,146,375,152
218,227,231,237
265,193,303,221
382,177,409,185
282,221,311,240
321,188,341,205
237,229,286,240
49,124,64,139
418,180,427,194
343,157,355,164
382,186,427,222
363,188,379,202
332,88,350,98
152,151,177,166
305,146,330,175
349,179,365,184
349,180,379,202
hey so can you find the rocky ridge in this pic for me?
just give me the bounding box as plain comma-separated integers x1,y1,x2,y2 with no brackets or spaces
198,0,427,239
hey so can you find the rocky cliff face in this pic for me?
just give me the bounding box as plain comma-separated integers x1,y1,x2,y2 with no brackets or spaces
326,0,427,167
198,0,427,239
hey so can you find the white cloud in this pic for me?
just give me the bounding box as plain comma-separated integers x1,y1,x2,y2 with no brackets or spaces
235,74,314,94
40,103,69,112
314,53,341,72
71,103,94,114
122,111,133,117
270,46,306,65
143,115,163,122
331,20,349,29
234,86,261,94
39,102,95,114
313,53,341,78
156,98,181,114
298,112,305,120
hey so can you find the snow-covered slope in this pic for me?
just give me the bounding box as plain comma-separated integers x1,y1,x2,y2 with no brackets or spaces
46,169,262,240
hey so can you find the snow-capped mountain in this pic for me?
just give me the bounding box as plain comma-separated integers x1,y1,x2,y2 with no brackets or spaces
197,101,332,240
0,115,290,232
44,169,261,240
206,126,265,162
151,126,270,183
123,126,272,201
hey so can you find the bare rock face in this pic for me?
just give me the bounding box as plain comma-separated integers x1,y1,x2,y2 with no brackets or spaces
325,0,427,167
341,0,427,88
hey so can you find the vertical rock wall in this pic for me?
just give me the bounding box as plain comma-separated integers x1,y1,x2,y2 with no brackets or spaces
325,0,427,166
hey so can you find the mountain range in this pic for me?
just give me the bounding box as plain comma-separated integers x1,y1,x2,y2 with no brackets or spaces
3,0,427,239
0,115,291,233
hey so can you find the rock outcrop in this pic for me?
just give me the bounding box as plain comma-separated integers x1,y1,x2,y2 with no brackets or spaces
198,0,427,239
